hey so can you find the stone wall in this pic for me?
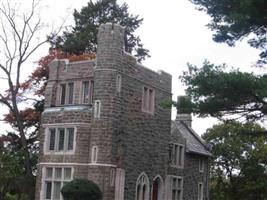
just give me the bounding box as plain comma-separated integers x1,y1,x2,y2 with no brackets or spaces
35,22,209,200
184,154,209,200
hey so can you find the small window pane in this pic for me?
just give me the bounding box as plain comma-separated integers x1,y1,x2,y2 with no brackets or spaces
46,168,53,179
58,129,65,151
55,168,62,180
82,81,89,104
172,190,176,200
49,129,56,151
64,168,72,180
60,84,66,105
45,182,52,199
68,83,74,104
53,181,61,200
67,128,74,150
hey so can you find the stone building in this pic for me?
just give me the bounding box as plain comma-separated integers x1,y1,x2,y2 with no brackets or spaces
35,23,211,200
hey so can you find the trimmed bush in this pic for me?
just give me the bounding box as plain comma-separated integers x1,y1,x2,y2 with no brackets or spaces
61,179,102,200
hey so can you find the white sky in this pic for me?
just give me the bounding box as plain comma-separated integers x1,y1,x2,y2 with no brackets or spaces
0,0,264,135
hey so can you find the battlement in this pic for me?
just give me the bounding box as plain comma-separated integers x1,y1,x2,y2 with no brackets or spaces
98,23,125,37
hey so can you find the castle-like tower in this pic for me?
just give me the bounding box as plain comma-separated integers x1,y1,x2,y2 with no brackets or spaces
35,23,210,200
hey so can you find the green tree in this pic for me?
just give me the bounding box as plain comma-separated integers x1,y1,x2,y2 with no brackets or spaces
180,61,267,121
189,0,267,65
53,0,149,62
203,121,267,200
179,1,267,121
61,179,102,200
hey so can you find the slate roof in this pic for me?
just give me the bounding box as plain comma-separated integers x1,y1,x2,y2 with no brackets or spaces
171,120,212,157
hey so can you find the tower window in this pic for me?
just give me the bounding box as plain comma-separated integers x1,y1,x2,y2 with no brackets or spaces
94,100,101,118
116,74,122,92
142,86,154,114
91,146,98,163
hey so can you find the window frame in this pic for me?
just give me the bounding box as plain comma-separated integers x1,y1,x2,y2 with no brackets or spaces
59,82,75,105
42,166,74,200
81,80,94,104
44,126,77,155
116,74,122,92
198,182,204,200
94,100,101,118
170,176,183,200
142,86,155,114
135,172,150,200
169,143,185,168
199,159,204,173
91,146,98,163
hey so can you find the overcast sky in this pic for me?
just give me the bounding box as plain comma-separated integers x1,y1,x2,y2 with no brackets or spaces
0,0,263,134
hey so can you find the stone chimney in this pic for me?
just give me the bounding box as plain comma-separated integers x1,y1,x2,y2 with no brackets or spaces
175,96,192,127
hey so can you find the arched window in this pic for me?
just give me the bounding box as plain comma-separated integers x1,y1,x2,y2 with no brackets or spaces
135,172,149,200
151,176,163,200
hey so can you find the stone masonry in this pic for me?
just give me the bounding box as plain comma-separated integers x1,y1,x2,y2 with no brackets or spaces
35,23,211,200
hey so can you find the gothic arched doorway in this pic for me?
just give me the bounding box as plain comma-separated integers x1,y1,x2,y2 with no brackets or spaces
151,176,163,200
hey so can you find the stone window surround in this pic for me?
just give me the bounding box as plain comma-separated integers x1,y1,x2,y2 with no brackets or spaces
170,143,185,169
199,159,204,173
170,175,183,200
91,145,98,163
94,100,101,118
198,182,204,200
116,74,122,92
44,126,77,155
142,86,155,114
40,166,74,200
135,172,150,200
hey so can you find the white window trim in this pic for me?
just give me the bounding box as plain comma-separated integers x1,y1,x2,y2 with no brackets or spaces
40,166,74,200
170,143,185,169
44,126,77,155
135,172,150,200
198,182,204,200
142,86,155,114
199,159,204,173
91,146,98,163
94,100,101,118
